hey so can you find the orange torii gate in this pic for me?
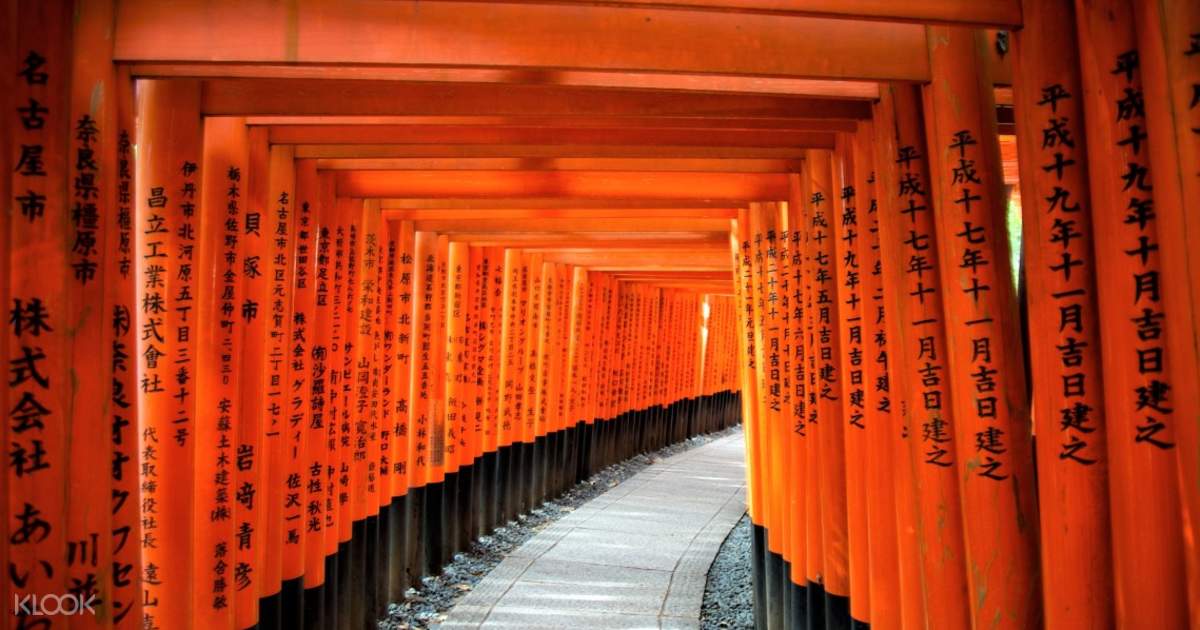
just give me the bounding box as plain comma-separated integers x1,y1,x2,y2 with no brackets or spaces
3,1,1200,630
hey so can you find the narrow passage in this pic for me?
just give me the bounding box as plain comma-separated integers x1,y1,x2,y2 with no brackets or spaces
440,433,747,629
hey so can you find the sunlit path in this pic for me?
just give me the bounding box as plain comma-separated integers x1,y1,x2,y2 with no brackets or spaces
440,433,746,630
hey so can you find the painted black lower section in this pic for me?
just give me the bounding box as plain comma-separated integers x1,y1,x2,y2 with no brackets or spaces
824,591,851,630
752,525,767,630
765,532,785,630
247,390,740,630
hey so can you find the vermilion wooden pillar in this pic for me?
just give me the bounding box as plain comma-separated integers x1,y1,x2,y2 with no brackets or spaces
831,138,870,628
289,158,319,612
732,209,768,630
852,119,901,630
1012,1,1115,626
261,145,296,621
923,25,1041,629
806,152,852,627
1075,0,1190,626
873,83,970,630
107,65,142,630
194,116,249,630
135,79,203,630
782,179,811,626
236,125,270,630
66,2,118,627
1132,0,1200,619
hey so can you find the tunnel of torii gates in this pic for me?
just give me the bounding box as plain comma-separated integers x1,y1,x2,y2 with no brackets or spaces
1,0,1200,630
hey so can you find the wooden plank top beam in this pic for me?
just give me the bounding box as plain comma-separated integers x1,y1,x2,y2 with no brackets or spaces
380,197,745,209
134,65,879,98
409,217,732,232
318,157,799,173
248,115,859,132
201,80,872,119
495,0,1020,26
298,144,809,160
116,0,931,81
384,208,737,219
266,124,840,147
337,170,789,200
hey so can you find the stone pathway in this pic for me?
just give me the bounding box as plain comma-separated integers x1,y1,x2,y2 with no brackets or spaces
437,433,747,630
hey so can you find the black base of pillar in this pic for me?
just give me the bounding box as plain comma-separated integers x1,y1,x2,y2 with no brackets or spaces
764,536,784,630
259,589,281,630
752,524,767,630
805,581,826,630
824,591,851,630
789,579,809,630
280,576,304,630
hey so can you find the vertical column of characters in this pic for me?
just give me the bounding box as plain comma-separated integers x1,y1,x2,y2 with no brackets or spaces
732,211,764,555
852,120,902,630
781,187,810,594
65,3,117,626
390,221,414,503
760,203,789,569
337,199,360,546
445,243,470,475
483,249,504,462
468,246,489,468
495,250,518,461
107,66,141,630
193,118,250,629
366,203,385,519
284,159,319,587
564,268,587,430
469,247,487,469
1076,0,1189,625
808,154,852,611
351,201,380,526
873,83,970,629
793,170,827,595
1132,0,1200,616
924,27,1041,628
745,206,776,559
378,218,398,516
1012,1,1114,625
134,79,203,630
408,233,438,491
8,1,68,626
524,255,543,447
430,236,449,483
234,127,270,629
869,97,926,630
321,192,349,567
260,146,296,604
535,261,556,444
831,138,871,626
304,172,335,591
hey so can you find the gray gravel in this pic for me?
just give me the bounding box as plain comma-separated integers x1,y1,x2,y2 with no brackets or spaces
700,513,754,630
378,425,744,630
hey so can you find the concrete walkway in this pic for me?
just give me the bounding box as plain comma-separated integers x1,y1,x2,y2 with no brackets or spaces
438,431,748,630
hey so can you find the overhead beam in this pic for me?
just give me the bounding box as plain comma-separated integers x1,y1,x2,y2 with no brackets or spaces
298,144,809,160
384,208,737,219
116,0,931,81
133,65,880,98
380,197,746,209
202,80,872,119
248,115,859,132
493,0,1021,26
409,217,732,232
266,124,841,147
337,170,789,200
440,236,731,247
317,157,800,173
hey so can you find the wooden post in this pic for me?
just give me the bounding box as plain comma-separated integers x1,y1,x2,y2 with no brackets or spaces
194,116,249,630
924,24,1041,628
831,138,871,626
135,79,204,630
1012,1,1116,625
1131,0,1200,619
1075,0,1190,625
873,82,971,630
